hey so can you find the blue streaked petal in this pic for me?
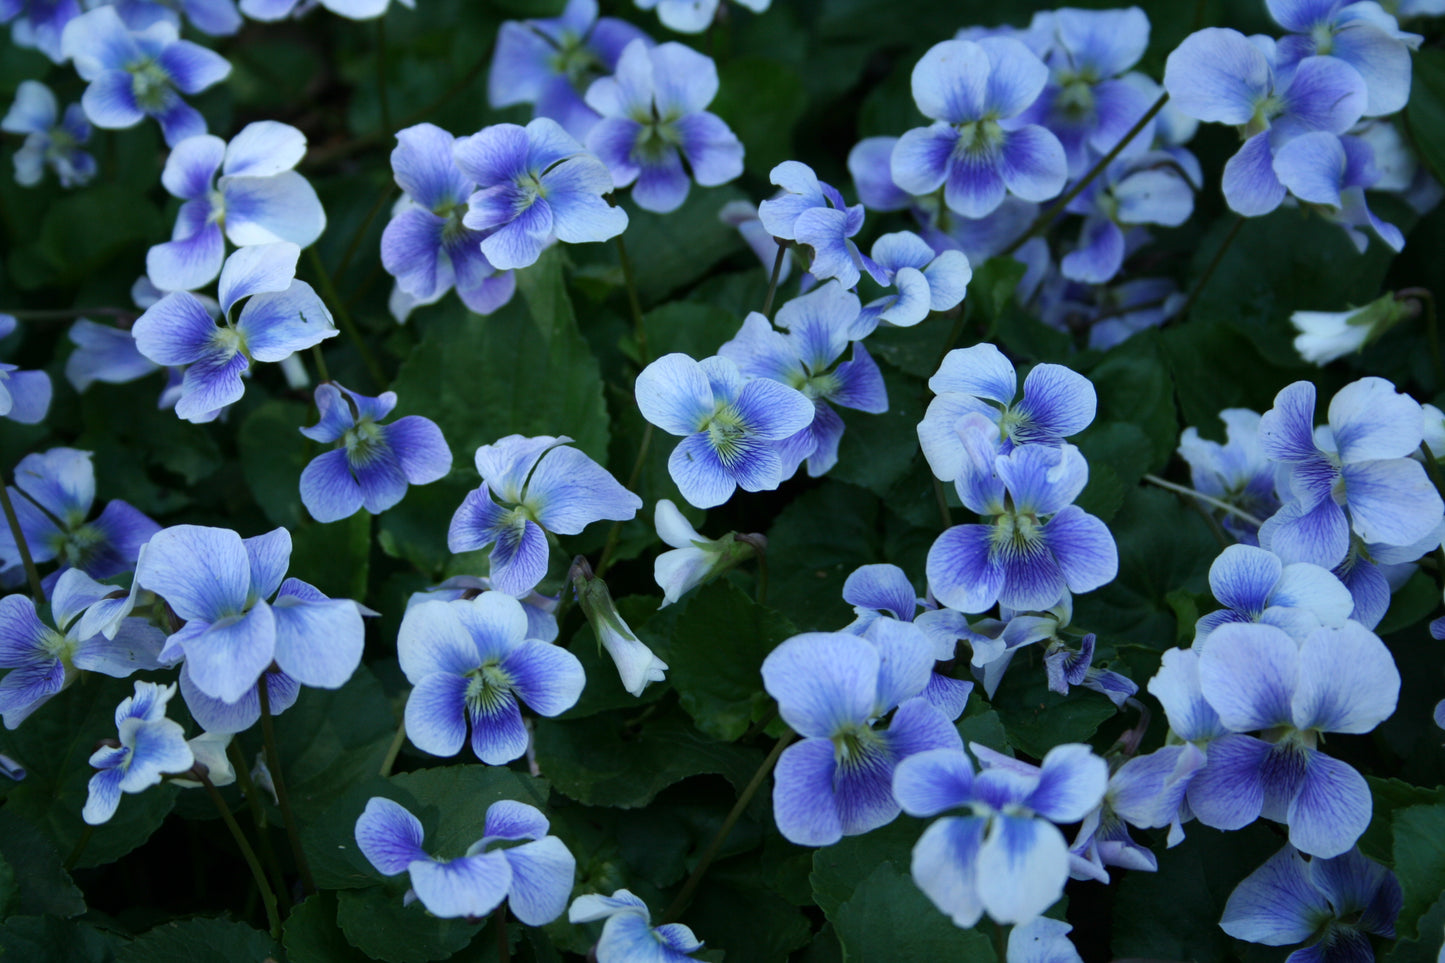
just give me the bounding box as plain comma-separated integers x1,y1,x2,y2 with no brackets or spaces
771,736,844,846
408,851,511,919
977,814,1070,924
1287,751,1371,857
405,671,469,757
501,835,575,926
355,796,428,876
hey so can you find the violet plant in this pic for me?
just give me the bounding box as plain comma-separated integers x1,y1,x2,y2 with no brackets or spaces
0,1,1441,961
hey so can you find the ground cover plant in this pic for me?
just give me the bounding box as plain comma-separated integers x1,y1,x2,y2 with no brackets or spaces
1,0,1444,960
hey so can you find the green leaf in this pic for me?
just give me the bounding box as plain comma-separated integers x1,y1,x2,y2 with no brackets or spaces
714,58,808,180
239,399,313,529
0,854,15,920
284,892,374,963
1112,823,1280,963
290,510,372,601
682,866,813,963
116,918,280,963
1394,804,1445,940
1361,778,1445,864
613,188,747,306
533,708,764,808
810,818,920,918
391,269,609,465
989,658,1121,759
0,916,119,962
1073,421,1153,522
273,665,398,821
36,186,164,286
0,676,177,868
0,811,86,920
668,583,795,741
1408,48,1445,186
1085,334,1177,468
955,700,1010,755
1377,570,1440,637
642,300,741,361
1185,207,1397,369
832,862,996,962
1072,487,1217,648
765,482,882,631
832,363,928,498
390,765,551,856
560,596,675,720
1388,892,1445,963
336,886,483,963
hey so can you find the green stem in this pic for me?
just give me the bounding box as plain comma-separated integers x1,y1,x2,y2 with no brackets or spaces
762,241,788,319
63,825,93,871
1000,92,1170,258
306,247,387,389
202,771,282,940
1178,215,1245,321
375,16,392,134
1,306,134,322
932,475,953,531
494,905,510,963
379,712,408,778
0,473,44,603
258,680,316,895
930,301,969,377
227,740,290,913
616,235,648,365
1404,288,1444,389
596,423,653,579
310,344,331,384
754,542,768,607
659,729,796,924
334,183,395,283
1142,473,1264,528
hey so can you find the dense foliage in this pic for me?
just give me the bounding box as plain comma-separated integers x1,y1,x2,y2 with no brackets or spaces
1,0,1445,961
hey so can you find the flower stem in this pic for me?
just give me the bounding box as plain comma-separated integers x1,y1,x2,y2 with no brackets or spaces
595,423,653,579
1401,287,1443,389
762,241,789,319
375,16,392,134
305,247,387,389
1142,473,1263,528
494,905,510,963
63,825,93,871
257,680,316,895
659,729,796,924
616,235,649,365
310,344,331,384
1000,92,1170,258
202,770,282,940
379,712,408,778
932,475,953,531
1,306,135,322
0,473,44,604
1178,215,1245,321
227,740,290,913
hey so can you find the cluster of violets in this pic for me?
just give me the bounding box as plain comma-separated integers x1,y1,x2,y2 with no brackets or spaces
1,0,1442,960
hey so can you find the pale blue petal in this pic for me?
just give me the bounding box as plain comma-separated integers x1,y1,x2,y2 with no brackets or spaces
139,524,250,621
762,631,878,738
910,815,988,927
1220,844,1328,944
405,671,469,756
355,796,428,876
502,836,575,926
976,814,1070,924
771,736,844,846
1291,621,1398,733
1287,751,1371,857
409,851,511,919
